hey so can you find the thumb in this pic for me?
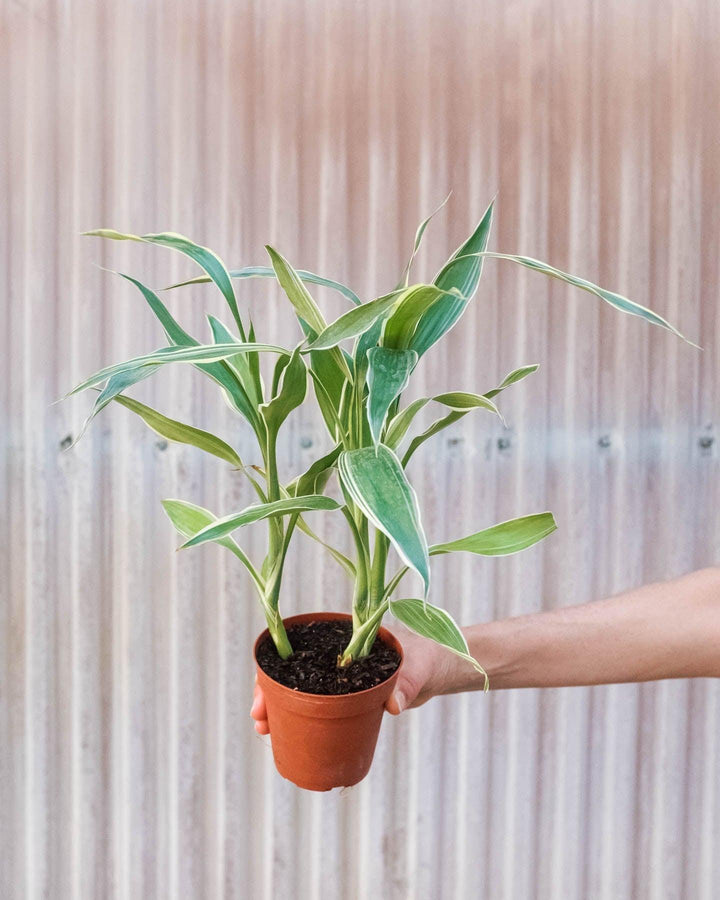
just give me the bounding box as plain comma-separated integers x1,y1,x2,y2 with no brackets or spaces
386,670,423,715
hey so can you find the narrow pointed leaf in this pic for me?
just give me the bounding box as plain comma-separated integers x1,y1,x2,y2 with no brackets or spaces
483,363,539,399
161,499,264,592
366,347,417,445
164,265,361,307
84,229,245,336
207,314,262,407
455,251,694,345
265,246,329,335
431,512,557,557
384,397,430,449
339,445,430,594
288,443,342,496
112,394,243,467
390,598,487,685
382,284,460,350
308,289,404,351
260,345,307,433
409,198,494,356
68,342,290,396
398,192,451,288
180,495,340,548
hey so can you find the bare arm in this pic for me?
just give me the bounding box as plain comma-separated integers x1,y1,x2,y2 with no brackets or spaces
251,568,720,729
386,567,720,712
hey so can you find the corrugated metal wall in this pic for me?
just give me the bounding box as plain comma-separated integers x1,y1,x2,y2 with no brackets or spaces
2,1,718,897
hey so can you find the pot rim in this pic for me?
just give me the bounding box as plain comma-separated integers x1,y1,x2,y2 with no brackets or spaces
253,611,403,702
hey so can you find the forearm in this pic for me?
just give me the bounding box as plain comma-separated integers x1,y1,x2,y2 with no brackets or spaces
446,567,720,693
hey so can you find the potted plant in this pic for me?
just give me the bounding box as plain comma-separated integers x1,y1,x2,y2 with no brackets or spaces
67,199,689,791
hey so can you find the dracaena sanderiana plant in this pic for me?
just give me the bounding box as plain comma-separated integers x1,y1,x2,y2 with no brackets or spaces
67,199,690,682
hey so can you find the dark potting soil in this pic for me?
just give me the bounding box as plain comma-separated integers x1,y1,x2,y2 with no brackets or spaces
256,619,401,695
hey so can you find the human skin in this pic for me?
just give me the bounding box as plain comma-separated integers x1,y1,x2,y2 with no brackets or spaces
250,567,720,733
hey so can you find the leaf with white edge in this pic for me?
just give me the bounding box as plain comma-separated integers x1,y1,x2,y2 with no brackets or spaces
390,597,488,687
206,314,262,409
431,512,557,556
265,246,329,336
180,495,341,548
164,265,361,307
339,445,430,594
366,347,417,445
308,289,404,351
409,198,494,356
398,192,451,288
455,251,696,345
384,397,430,449
84,230,245,336
483,363,539,399
161,499,264,593
382,284,461,350
67,342,290,396
433,391,504,421
288,443,342,497
112,394,243,467
260,345,307,434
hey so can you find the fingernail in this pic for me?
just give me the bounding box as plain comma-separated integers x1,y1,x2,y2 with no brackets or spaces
394,690,407,713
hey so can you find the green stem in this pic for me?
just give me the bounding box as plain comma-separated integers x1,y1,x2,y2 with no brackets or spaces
339,600,389,664
341,504,370,627
369,531,388,610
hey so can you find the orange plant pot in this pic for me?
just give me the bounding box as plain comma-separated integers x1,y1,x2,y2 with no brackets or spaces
254,612,403,791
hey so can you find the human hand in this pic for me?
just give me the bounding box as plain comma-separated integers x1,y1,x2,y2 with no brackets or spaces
250,627,459,734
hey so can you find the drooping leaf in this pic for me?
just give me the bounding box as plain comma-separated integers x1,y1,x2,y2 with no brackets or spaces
84,230,246,336
67,342,290,396
389,598,487,686
366,347,417,445
164,265,362,307
259,345,307,434
409,198,495,356
111,394,243,467
109,272,260,428
180,495,341,548
401,395,503,465
308,289,404,351
397,192,451,288
339,445,430,594
382,284,461,350
431,512,557,557
71,364,161,444
161,499,264,593
479,251,695,344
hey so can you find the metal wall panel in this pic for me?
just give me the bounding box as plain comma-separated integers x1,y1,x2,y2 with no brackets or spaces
1,1,718,897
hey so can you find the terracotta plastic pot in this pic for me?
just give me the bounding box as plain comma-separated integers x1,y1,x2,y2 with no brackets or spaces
254,611,403,791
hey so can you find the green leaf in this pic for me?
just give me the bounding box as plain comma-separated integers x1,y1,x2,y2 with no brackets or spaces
161,499,264,593
308,289,404,351
409,198,495,356
402,410,467,465
207,314,262,407
382,284,461,350
180,495,341,548
476,251,695,344
259,345,307,434
431,512,557,556
288,443,342,496
108,272,260,429
67,342,290,396
366,347,417,445
84,230,245,337
384,397,430,449
432,391,503,417
397,192,451,288
339,445,430,594
265,246,329,336
164,265,362,307
72,365,161,444
390,597,487,686
483,363,539,399
111,394,243,467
